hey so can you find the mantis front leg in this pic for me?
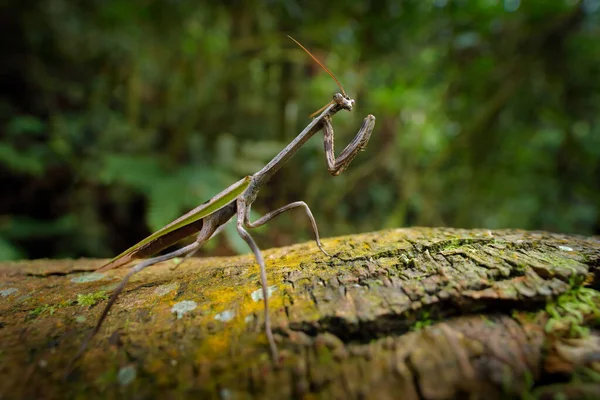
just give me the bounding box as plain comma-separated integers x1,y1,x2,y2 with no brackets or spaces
234,114,376,361
324,114,376,176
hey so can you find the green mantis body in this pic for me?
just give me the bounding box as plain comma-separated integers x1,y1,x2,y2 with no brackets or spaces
72,37,376,369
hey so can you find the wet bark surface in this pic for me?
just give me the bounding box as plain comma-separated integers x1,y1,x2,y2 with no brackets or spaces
1,227,599,399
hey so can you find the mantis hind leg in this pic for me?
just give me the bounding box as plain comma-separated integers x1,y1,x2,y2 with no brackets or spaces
66,214,226,377
66,241,205,377
170,215,234,271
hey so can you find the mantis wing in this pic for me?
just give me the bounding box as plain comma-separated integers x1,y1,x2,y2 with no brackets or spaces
97,176,252,271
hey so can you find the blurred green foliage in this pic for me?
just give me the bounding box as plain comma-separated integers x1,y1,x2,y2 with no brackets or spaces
1,0,599,261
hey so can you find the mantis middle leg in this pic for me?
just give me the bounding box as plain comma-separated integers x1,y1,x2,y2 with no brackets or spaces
236,199,332,361
235,199,279,361
235,196,331,361
245,201,329,256
236,199,335,361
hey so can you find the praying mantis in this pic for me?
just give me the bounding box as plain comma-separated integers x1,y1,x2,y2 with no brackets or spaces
71,36,375,370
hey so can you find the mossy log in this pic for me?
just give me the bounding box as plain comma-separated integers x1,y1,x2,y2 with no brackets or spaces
1,227,599,399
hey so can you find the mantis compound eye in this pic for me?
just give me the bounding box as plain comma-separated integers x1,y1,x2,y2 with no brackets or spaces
333,93,344,104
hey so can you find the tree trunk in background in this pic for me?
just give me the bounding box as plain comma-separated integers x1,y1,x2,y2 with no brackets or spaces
1,228,599,399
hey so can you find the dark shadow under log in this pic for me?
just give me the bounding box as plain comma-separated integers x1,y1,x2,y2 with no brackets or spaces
1,228,599,399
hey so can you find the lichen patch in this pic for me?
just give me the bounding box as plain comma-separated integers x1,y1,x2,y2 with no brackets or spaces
251,285,277,302
70,273,106,283
0,288,18,297
171,300,197,319
215,309,235,322
117,365,136,386
155,282,178,297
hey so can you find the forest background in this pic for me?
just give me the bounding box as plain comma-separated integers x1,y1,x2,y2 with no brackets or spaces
1,0,598,261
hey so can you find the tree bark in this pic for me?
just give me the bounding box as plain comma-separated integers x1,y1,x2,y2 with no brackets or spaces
1,227,599,399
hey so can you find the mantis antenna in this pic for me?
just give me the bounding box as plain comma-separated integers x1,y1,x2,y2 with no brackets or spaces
287,35,347,97
308,100,335,119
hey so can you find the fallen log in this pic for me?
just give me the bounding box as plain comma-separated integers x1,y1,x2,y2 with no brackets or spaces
0,228,599,399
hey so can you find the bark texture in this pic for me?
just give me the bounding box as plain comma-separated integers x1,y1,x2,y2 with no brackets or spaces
0,227,599,399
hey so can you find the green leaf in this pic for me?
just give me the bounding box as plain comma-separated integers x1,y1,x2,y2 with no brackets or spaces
7,116,45,137
0,238,23,261
0,144,46,176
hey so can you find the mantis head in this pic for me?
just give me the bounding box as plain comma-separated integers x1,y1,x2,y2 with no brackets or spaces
333,93,354,111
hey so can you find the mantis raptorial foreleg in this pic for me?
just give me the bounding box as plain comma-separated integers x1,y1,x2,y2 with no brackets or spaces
324,114,376,176
235,114,376,361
